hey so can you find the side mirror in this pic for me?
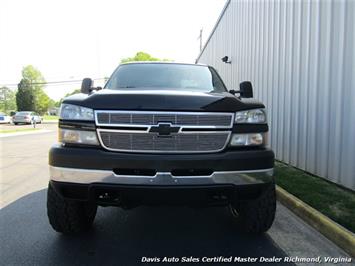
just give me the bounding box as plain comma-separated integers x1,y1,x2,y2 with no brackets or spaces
239,81,253,98
221,56,231,64
81,78,93,94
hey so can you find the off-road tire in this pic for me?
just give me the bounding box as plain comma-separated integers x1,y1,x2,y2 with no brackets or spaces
231,184,276,234
47,183,97,234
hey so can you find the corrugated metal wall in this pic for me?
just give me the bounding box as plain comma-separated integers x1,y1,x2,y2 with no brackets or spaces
197,0,355,190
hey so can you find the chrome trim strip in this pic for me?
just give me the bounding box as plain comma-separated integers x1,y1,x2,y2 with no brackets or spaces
50,166,274,185
94,110,235,129
171,168,274,178
96,129,232,154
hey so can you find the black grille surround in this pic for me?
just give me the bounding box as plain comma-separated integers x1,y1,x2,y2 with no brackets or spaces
95,111,234,153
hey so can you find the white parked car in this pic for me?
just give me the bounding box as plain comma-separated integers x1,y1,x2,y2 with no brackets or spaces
0,112,11,124
13,111,42,125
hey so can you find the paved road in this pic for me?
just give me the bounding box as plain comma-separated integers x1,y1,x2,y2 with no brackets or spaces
0,126,351,265
0,123,57,207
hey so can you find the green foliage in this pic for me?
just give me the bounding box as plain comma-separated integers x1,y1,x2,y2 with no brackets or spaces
64,89,81,97
16,79,36,111
36,88,55,114
0,87,17,114
22,65,45,85
54,101,62,108
56,89,81,107
43,115,59,120
120,51,171,63
275,161,355,232
15,65,55,115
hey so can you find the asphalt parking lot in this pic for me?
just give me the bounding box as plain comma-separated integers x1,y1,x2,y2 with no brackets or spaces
0,124,351,265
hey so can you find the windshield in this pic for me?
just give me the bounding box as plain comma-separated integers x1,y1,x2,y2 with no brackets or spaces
105,63,227,93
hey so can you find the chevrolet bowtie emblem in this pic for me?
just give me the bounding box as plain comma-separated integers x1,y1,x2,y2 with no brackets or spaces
149,123,180,136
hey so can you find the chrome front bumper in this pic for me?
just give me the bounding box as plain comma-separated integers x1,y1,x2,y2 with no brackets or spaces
50,166,274,186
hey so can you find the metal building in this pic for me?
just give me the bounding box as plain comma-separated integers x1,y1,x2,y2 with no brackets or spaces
197,0,355,190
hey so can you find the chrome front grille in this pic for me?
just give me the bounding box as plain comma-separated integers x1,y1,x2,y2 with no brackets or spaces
98,130,230,153
96,111,233,128
95,111,234,153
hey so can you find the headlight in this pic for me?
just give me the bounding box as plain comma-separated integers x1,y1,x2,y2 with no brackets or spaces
235,109,266,123
60,104,94,120
230,133,264,146
59,128,99,145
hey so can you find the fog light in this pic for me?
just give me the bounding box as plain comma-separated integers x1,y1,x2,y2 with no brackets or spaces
230,133,264,146
59,128,99,145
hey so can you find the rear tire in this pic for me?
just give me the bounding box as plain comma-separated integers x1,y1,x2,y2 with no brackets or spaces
47,183,97,234
231,184,276,234
14,123,18,125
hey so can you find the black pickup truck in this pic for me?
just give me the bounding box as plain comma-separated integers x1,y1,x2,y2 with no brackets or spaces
47,62,275,234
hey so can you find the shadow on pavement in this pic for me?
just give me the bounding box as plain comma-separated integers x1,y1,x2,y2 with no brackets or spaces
0,189,291,265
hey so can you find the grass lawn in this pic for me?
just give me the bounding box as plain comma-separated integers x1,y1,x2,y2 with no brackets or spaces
43,115,59,120
0,128,40,134
275,161,355,233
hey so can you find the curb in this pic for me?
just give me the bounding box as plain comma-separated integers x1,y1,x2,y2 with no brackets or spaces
276,186,355,257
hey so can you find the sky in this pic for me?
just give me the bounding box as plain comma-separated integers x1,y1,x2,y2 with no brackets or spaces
0,0,227,100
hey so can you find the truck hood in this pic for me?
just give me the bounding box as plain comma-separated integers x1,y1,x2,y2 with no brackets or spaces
63,89,264,112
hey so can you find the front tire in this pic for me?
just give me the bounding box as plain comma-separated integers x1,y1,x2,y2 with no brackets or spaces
231,184,276,234
47,183,97,234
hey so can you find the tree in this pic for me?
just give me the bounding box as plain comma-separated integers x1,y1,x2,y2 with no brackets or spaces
22,65,45,85
16,79,36,111
0,87,17,114
64,89,81,97
36,88,55,114
16,65,55,114
54,100,62,108
120,51,171,63
56,89,81,107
